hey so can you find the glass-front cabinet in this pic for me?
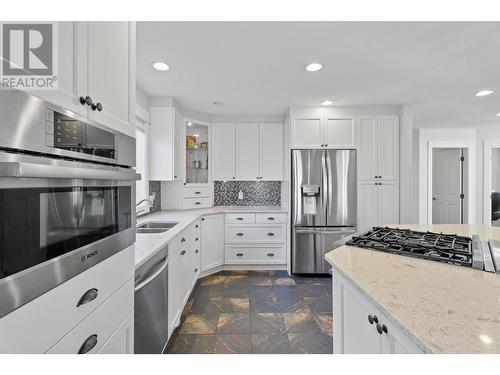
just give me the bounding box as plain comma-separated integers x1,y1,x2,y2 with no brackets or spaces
184,119,210,185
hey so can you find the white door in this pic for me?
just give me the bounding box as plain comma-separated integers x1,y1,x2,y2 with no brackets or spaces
342,287,382,353
432,149,462,224
357,117,378,180
358,181,378,229
201,215,224,271
212,123,236,181
377,181,399,226
259,123,283,180
31,22,87,116
292,118,323,148
376,116,399,180
87,22,131,135
323,118,356,148
236,124,260,180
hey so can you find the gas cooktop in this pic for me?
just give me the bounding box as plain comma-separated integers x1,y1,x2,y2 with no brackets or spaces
346,227,473,267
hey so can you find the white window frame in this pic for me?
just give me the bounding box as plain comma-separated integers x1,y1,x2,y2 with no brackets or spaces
135,117,150,214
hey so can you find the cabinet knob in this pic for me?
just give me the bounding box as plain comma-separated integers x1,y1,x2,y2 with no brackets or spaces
195,268,198,273
376,323,383,335
91,102,103,112
76,288,99,307
374,176,378,179
267,253,275,257
373,315,379,324
232,177,236,179
236,253,244,257
378,176,382,178
79,96,92,106
195,237,199,241
201,218,205,221
78,334,98,354
195,224,199,228
181,237,186,242
368,315,374,324
382,324,388,334
267,232,275,236
181,250,186,255
325,144,328,147
321,144,324,147
195,249,199,254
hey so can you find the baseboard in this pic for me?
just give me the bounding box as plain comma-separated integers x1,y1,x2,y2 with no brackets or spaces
199,264,287,278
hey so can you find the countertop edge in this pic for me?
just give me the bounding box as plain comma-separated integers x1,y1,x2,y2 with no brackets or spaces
330,259,433,354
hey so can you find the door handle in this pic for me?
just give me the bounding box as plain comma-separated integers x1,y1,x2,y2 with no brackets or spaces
78,334,98,354
76,288,98,307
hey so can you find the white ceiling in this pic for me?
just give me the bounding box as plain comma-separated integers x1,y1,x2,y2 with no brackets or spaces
137,22,500,127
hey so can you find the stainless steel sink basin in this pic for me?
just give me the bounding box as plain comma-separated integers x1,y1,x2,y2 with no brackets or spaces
136,221,178,234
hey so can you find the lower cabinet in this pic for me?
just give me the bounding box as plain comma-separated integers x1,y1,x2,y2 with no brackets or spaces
98,312,134,354
201,214,225,271
358,180,399,229
333,271,423,354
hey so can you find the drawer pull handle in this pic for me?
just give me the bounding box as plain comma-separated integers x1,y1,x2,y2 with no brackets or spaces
181,238,186,242
76,288,99,307
181,250,186,255
195,249,199,254
236,233,244,236
78,334,98,354
267,217,275,221
195,224,199,228
236,217,244,221
368,315,374,325
195,237,199,241
376,323,383,335
236,253,244,257
195,201,201,205
267,232,275,236
267,253,275,257
195,191,201,195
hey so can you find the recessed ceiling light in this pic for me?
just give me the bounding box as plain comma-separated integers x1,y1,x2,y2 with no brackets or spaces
152,62,170,71
476,90,493,97
496,113,500,117
187,122,192,126
213,101,223,105
321,100,333,106
305,63,322,72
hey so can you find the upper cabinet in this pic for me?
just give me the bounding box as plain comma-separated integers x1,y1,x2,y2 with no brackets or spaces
149,106,183,181
185,119,211,185
358,116,399,180
32,22,135,136
212,123,283,181
290,108,356,149
212,123,237,181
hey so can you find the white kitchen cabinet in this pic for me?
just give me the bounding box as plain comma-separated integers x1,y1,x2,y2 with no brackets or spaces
98,312,134,354
357,180,399,228
358,116,399,180
149,106,183,181
236,123,260,180
201,214,225,272
212,123,236,180
334,271,423,354
323,118,357,148
260,123,283,180
167,244,183,335
292,118,323,148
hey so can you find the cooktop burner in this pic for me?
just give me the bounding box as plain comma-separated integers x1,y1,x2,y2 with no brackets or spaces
346,227,473,267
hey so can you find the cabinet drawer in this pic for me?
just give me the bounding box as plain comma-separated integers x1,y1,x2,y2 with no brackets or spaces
255,213,286,224
225,213,256,224
182,186,213,198
182,197,212,209
0,245,134,354
47,279,134,354
225,245,286,264
225,225,285,242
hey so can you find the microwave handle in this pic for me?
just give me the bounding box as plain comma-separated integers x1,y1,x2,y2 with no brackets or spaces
0,161,140,181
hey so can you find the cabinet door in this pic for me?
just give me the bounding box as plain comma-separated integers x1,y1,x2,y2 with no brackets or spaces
260,123,283,180
149,107,175,180
98,312,134,354
201,215,224,271
173,109,183,181
32,22,87,116
87,22,132,134
212,123,236,180
357,117,378,180
377,181,399,226
167,250,182,334
292,118,323,148
236,123,260,180
323,118,356,148
358,181,378,229
342,284,382,353
377,116,399,180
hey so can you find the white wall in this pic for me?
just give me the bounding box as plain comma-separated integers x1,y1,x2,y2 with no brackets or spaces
491,148,500,191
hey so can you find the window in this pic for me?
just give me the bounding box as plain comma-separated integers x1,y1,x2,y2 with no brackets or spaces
135,120,149,212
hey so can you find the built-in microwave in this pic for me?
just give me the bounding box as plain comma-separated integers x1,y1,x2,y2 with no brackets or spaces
0,91,139,318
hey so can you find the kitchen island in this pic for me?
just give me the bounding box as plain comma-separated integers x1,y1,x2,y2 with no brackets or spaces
325,224,500,354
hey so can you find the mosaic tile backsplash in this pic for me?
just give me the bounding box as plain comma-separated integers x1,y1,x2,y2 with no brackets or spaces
214,181,281,206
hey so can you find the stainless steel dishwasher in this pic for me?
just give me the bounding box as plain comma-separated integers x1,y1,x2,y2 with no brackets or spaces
134,245,169,354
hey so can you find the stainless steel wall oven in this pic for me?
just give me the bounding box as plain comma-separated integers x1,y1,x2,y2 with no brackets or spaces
0,91,139,318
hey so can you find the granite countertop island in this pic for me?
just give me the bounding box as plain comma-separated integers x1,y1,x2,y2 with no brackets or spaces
325,224,500,354
135,206,286,268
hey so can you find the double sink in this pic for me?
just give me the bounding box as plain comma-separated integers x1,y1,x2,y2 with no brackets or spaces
136,221,178,234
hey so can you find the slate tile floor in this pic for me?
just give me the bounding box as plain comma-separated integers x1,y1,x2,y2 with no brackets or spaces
165,270,333,354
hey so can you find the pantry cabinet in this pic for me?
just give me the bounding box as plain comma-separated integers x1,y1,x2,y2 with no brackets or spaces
358,180,399,229
32,22,135,136
358,116,399,180
333,271,423,354
201,214,225,272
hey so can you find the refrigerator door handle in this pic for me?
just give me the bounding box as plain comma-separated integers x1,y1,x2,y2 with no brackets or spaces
325,150,333,223
321,150,328,225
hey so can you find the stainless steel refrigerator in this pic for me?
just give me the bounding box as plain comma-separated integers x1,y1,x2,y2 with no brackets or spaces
291,149,357,274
